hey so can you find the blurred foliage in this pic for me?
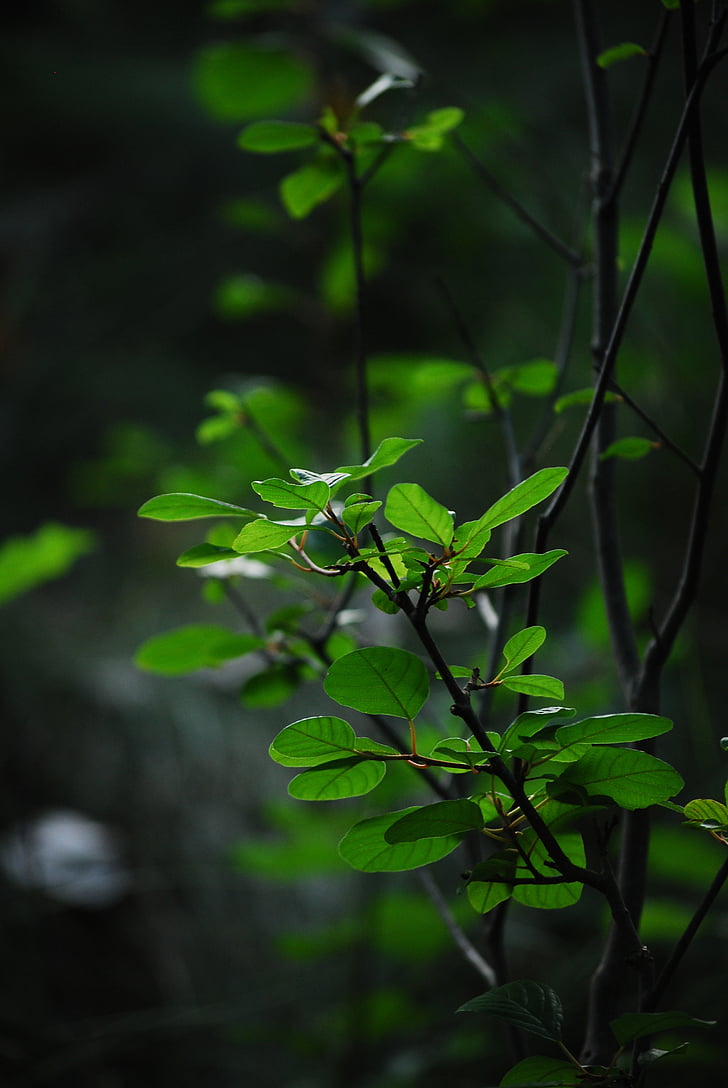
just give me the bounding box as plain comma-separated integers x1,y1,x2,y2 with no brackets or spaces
2,1,728,1086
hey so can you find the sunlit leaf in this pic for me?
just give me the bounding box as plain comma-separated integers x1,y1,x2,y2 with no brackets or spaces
557,748,684,809
289,758,386,800
599,437,658,461
554,387,621,414
194,41,312,122
339,808,463,872
270,715,357,766
252,477,330,511
240,663,301,707
324,646,429,719
500,675,564,701
233,519,299,552
138,493,254,520
280,158,343,219
556,713,672,748
384,482,453,545
336,437,423,483
472,550,567,590
176,543,241,567
477,468,568,532
501,626,546,674
683,798,728,828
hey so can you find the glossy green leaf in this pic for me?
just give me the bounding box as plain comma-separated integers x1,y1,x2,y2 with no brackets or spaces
478,468,568,532
252,477,330,511
599,437,657,461
557,748,684,809
270,715,357,766
500,1056,581,1086
135,624,262,675
233,519,299,552
385,800,484,843
341,500,382,534
457,980,564,1043
336,437,423,482
193,41,312,122
683,798,728,828
500,707,576,754
176,543,241,567
555,713,673,748
324,646,429,719
501,675,565,701
597,42,647,69
451,520,492,561
501,626,546,674
611,1010,715,1047
339,808,463,872
280,159,343,219
384,483,453,545
472,550,567,590
0,523,96,606
289,757,386,800
237,120,319,153
138,493,254,520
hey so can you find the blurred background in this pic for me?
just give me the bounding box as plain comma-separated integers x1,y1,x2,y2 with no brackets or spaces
2,1,728,1084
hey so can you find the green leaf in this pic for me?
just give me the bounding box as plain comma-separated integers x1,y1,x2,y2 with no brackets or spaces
233,519,299,552
213,274,295,321
407,107,464,151
280,158,343,219
341,500,382,534
0,523,95,606
683,798,728,828
237,120,319,153
339,808,463,872
597,42,647,69
503,359,559,397
138,493,254,521
176,544,241,567
555,713,673,748
457,980,564,1044
270,715,357,766
554,387,621,414
557,748,684,809
193,41,312,122
473,550,567,590
324,646,429,719
501,626,546,674
336,437,423,482
611,1011,715,1047
135,625,263,675
478,468,568,532
384,483,453,545
599,437,658,461
289,758,386,800
240,663,301,707
500,1056,581,1086
252,477,330,511
501,675,565,700
385,800,484,843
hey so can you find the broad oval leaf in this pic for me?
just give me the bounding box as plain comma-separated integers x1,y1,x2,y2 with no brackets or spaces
194,41,312,122
289,758,386,800
324,646,429,719
270,715,357,767
385,800,484,843
457,980,564,1044
683,798,728,827
558,748,684,809
138,493,254,521
341,500,382,534
176,544,241,567
233,519,298,553
555,712,673,748
501,675,565,701
135,624,262,676
472,550,567,590
252,477,330,511
339,808,463,872
336,436,423,483
502,626,546,673
478,468,568,532
237,120,319,153
384,483,453,545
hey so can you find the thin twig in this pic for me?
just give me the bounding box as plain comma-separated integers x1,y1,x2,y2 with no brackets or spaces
418,870,497,986
606,378,700,476
453,134,583,268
